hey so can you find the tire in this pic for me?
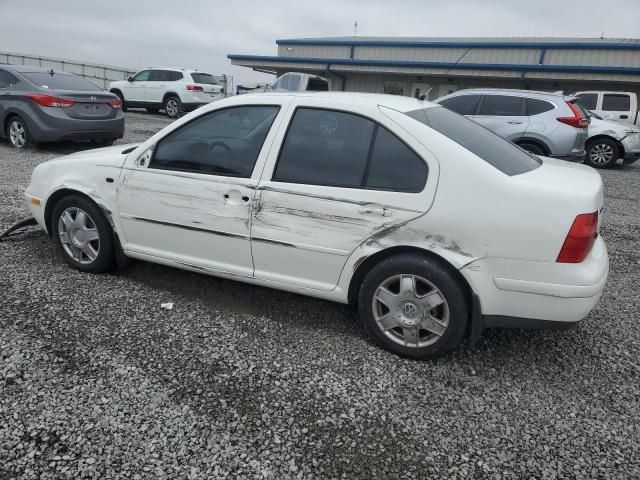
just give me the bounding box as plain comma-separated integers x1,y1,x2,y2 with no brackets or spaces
163,95,181,118
146,107,159,114
6,116,33,149
51,194,115,273
585,138,619,168
112,91,127,112
358,254,469,360
518,142,545,156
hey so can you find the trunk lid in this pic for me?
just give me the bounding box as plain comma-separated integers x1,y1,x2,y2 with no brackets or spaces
57,90,118,120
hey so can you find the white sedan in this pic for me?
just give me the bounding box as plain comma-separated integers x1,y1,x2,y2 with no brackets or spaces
23,92,609,359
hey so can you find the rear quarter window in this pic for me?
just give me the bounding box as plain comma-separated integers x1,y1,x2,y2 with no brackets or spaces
407,106,541,176
526,98,555,116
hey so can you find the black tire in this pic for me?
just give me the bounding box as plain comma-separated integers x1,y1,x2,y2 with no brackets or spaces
112,91,127,112
6,116,33,149
518,142,545,156
163,95,181,118
585,138,620,169
358,254,469,360
51,194,115,273
146,107,159,114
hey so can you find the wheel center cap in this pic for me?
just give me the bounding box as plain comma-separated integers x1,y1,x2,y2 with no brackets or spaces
71,229,85,248
397,301,421,327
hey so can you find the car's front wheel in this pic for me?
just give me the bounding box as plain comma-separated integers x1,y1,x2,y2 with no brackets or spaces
164,95,181,118
358,254,469,360
6,116,33,149
51,195,115,273
585,138,619,168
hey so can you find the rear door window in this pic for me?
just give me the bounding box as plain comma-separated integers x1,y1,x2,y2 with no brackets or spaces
273,108,427,191
22,72,101,91
438,95,481,116
406,106,541,176
306,77,329,91
148,70,170,81
576,93,598,110
478,95,526,116
602,94,631,111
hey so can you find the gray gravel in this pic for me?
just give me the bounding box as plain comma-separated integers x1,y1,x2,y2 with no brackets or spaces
1,111,639,479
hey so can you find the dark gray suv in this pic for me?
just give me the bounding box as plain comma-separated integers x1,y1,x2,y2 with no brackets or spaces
0,65,124,148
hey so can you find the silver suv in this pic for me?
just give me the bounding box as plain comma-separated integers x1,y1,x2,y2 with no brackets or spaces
436,89,589,162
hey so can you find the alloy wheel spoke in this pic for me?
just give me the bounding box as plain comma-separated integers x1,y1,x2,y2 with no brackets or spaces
420,315,447,337
399,275,415,296
83,228,100,242
82,245,97,261
75,210,87,228
377,313,401,332
374,286,399,310
418,290,445,310
59,232,71,244
402,326,420,347
61,211,74,229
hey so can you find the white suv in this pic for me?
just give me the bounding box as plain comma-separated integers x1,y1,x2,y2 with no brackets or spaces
109,68,225,118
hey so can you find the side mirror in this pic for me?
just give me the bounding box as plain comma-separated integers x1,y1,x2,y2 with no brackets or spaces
136,145,154,167
127,76,133,82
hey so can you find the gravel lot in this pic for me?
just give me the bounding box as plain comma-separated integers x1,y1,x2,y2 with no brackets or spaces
1,111,639,479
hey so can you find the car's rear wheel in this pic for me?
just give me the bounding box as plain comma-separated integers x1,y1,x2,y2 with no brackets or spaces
6,116,32,149
51,195,115,273
518,142,545,156
358,254,469,360
585,138,619,168
164,95,181,118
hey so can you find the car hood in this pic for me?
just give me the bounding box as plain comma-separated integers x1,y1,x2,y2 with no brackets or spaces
48,143,140,168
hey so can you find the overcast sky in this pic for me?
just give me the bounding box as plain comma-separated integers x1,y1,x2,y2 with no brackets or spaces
1,0,639,87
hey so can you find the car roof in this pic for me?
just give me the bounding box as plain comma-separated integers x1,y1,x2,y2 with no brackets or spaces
447,88,570,100
145,67,206,73
227,91,439,112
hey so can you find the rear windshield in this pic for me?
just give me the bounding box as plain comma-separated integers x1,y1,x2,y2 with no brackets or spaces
190,73,219,85
406,106,542,176
22,72,101,91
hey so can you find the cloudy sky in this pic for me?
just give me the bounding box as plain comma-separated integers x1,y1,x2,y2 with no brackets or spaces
1,0,639,86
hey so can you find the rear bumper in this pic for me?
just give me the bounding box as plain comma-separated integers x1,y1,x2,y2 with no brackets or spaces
461,237,608,326
550,151,586,163
24,105,125,142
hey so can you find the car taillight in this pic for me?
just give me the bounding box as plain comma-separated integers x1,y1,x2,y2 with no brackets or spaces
557,212,598,263
186,84,203,92
25,93,75,108
108,98,122,109
557,102,589,128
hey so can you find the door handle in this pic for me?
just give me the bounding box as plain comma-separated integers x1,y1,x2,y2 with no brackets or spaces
620,115,629,119
508,121,524,124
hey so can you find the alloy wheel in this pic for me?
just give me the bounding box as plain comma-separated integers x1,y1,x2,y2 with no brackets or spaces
165,99,179,117
372,274,449,348
9,120,26,148
589,143,615,165
57,207,101,264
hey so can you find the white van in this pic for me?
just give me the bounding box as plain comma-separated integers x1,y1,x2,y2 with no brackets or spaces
573,91,639,126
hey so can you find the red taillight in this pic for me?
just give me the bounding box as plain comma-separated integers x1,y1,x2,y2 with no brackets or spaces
25,93,75,108
108,98,122,109
557,212,598,263
186,84,203,92
557,102,589,128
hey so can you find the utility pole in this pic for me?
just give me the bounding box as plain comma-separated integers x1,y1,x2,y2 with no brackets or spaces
354,20,358,37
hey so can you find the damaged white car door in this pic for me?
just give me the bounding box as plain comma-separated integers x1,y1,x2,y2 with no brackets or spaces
251,98,438,291
117,104,283,276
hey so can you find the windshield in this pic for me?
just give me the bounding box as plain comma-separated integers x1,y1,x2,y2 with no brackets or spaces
22,72,102,91
190,73,219,85
406,106,541,176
